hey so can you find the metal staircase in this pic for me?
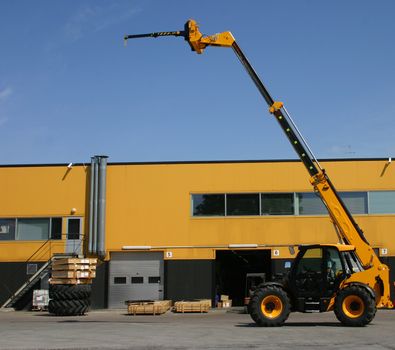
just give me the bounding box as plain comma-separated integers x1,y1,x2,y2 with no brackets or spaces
1,253,78,309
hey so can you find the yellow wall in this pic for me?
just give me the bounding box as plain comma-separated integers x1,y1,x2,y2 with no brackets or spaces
0,159,394,262
105,159,395,259
0,165,87,262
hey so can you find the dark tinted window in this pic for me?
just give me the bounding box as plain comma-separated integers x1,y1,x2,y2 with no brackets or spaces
68,218,80,239
148,276,161,284
131,277,144,284
227,194,259,216
0,219,16,241
114,277,126,284
298,192,327,215
192,194,225,216
51,218,62,240
261,193,294,215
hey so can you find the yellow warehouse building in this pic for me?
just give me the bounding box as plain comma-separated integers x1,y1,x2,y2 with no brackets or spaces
0,157,394,309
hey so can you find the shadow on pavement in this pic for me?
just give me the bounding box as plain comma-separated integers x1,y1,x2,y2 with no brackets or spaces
236,322,341,328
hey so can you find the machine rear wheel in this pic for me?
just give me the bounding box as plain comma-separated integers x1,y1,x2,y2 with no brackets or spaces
249,285,291,327
334,285,376,326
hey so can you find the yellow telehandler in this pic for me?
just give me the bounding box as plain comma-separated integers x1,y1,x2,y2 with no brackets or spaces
124,20,393,326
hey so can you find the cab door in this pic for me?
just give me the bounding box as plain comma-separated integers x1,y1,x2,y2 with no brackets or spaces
289,246,346,312
292,247,325,300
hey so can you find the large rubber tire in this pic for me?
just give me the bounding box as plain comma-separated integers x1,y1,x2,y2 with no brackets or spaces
48,298,91,316
334,285,376,327
49,284,91,301
249,285,291,327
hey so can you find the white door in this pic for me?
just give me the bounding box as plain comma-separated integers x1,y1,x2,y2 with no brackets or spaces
108,252,164,308
65,217,83,255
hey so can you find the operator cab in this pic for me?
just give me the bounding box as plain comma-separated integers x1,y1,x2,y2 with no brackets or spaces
288,244,362,313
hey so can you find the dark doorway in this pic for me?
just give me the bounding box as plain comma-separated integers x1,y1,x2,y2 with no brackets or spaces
215,250,271,306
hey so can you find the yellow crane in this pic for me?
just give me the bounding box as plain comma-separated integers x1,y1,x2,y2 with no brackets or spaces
124,19,393,326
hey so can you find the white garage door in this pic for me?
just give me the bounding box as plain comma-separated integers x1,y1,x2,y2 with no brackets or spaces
108,252,164,308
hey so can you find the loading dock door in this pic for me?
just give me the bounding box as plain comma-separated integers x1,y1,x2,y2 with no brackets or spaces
215,250,271,306
108,252,164,308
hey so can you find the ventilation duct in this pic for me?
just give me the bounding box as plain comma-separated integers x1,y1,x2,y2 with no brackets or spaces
88,155,108,259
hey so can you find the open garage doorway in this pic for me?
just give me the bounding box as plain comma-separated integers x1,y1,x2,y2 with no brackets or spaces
215,250,271,306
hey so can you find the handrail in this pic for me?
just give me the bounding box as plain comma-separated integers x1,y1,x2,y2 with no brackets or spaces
0,232,86,308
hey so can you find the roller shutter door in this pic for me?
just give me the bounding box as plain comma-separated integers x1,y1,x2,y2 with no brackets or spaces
108,252,164,308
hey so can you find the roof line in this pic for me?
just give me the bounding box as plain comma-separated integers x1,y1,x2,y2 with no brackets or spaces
0,157,392,168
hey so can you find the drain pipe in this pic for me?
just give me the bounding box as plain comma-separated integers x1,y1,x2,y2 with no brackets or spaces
97,155,108,259
92,158,99,255
88,157,96,254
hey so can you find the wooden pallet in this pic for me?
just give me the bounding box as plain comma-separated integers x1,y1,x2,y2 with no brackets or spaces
173,300,211,313
49,278,94,285
52,270,96,279
126,300,172,315
50,257,97,285
53,258,97,265
52,264,97,271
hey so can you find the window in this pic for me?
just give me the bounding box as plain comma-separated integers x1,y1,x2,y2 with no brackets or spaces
227,194,259,216
191,190,394,217
0,217,64,241
67,218,80,240
148,276,161,284
51,218,62,240
339,192,367,214
114,277,127,284
0,219,16,241
192,194,225,216
296,248,323,275
261,193,294,215
131,277,144,284
27,264,38,275
297,192,327,215
369,191,395,214
17,218,50,241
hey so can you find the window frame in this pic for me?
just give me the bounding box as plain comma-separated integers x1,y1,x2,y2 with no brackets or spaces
191,190,395,218
0,217,64,241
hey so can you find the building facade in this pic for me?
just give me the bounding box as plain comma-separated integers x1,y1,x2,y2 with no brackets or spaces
0,158,394,308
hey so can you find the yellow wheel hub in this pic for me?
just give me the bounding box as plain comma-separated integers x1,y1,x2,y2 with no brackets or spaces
342,295,365,318
261,295,283,319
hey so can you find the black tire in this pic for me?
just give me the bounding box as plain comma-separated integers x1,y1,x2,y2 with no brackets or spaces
48,298,91,316
49,284,91,301
334,285,376,327
249,285,291,327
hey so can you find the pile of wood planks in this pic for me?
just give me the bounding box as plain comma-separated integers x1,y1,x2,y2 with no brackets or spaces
127,300,172,315
173,299,211,313
50,258,97,285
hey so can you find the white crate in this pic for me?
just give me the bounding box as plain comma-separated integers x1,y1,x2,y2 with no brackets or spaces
32,289,49,308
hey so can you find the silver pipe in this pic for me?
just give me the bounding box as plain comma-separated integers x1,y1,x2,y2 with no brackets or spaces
88,157,95,254
92,157,99,255
97,156,108,258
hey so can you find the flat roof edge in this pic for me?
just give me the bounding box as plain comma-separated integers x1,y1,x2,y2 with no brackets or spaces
0,157,392,168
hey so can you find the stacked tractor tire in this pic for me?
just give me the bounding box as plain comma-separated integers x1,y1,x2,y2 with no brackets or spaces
48,258,97,316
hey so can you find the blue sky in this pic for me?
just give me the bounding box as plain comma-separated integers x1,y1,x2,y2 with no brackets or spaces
1,1,394,165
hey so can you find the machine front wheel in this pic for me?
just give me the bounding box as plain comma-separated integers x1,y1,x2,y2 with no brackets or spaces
334,285,376,327
249,285,291,327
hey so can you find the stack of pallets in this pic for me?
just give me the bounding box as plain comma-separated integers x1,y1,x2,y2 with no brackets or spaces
173,299,211,313
48,258,97,316
50,258,97,284
126,300,172,315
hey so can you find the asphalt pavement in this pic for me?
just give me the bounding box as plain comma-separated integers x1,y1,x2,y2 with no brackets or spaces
0,308,394,349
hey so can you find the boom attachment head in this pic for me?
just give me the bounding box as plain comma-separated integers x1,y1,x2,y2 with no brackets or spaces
124,19,235,54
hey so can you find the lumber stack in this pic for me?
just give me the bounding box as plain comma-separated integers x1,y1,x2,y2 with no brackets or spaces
127,300,172,315
50,258,97,285
48,258,97,316
173,299,211,313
